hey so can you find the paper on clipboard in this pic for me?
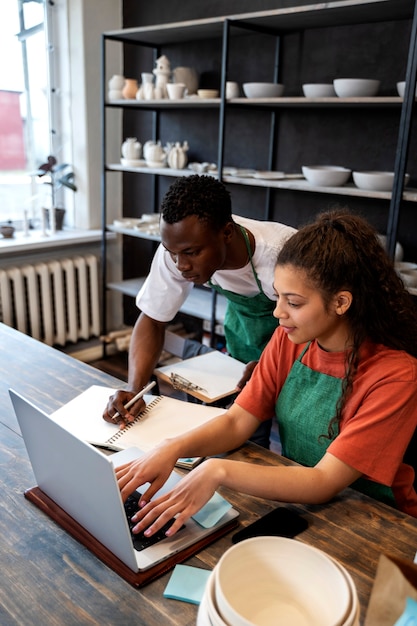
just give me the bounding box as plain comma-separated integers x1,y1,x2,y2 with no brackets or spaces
154,350,246,403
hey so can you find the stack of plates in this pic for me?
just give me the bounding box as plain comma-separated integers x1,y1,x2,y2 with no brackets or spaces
197,536,360,626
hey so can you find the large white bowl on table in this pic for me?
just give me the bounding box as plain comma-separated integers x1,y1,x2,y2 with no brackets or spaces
333,78,380,97
302,83,336,97
243,82,285,98
352,170,410,191
213,536,352,626
302,165,351,187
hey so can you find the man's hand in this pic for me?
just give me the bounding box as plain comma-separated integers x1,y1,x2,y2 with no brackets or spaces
236,360,258,391
102,389,146,428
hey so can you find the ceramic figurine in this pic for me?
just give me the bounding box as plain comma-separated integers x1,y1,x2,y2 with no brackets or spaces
143,140,167,167
121,138,141,160
166,141,189,169
108,75,125,101
153,55,171,99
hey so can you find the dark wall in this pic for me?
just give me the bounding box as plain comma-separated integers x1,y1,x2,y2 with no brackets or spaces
120,1,417,270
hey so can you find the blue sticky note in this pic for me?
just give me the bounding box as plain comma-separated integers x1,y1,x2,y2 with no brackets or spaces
192,491,232,528
394,597,417,625
163,564,212,605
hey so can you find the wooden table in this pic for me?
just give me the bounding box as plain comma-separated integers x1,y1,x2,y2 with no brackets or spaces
1,322,417,625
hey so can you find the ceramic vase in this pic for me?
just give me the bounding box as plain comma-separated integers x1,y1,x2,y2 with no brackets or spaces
122,78,139,100
140,73,154,100
108,75,125,101
121,137,141,160
173,67,199,95
166,141,189,169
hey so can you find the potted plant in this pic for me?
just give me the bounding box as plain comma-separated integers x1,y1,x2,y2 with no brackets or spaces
32,155,77,230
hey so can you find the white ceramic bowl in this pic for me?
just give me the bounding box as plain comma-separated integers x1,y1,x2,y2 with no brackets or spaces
399,270,417,287
243,82,285,98
333,78,380,97
302,83,336,97
214,537,351,626
197,89,219,99
302,165,351,187
352,171,410,191
397,81,417,97
395,262,417,272
166,82,186,99
377,235,404,262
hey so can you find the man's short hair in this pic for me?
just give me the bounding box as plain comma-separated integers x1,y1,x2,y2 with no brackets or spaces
161,175,232,231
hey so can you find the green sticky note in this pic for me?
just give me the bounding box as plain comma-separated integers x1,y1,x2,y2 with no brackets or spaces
163,564,212,605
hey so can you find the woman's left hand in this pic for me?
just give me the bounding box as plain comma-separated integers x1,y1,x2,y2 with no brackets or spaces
130,458,221,537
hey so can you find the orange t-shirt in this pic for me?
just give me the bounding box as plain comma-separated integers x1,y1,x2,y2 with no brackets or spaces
236,327,417,517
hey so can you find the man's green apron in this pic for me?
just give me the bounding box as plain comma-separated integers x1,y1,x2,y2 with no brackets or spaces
208,226,277,363
275,343,396,507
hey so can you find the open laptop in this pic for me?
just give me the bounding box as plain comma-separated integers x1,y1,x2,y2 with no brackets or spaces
9,389,239,575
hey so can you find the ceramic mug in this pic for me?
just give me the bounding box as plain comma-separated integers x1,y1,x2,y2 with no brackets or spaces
226,81,240,99
166,82,186,99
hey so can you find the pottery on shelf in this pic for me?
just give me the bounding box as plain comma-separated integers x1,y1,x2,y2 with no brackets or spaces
109,74,125,90
172,66,198,94
153,55,171,99
108,74,125,100
166,141,189,169
0,224,15,238
121,137,142,160
122,78,139,99
136,73,154,100
143,140,167,167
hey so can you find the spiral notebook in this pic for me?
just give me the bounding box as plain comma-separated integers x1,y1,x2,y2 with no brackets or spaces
50,385,226,468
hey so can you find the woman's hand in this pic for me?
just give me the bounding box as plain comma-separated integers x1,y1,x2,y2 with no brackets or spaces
115,442,179,503
129,458,222,538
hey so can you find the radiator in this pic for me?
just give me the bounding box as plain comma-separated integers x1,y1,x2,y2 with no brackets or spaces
0,254,100,346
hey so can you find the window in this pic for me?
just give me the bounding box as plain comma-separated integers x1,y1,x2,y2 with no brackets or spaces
0,0,68,231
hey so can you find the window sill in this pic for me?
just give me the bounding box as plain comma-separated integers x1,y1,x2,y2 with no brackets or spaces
0,228,111,257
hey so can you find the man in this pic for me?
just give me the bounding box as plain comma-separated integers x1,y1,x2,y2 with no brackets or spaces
104,175,295,448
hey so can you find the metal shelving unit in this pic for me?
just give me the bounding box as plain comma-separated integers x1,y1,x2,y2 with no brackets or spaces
101,0,417,351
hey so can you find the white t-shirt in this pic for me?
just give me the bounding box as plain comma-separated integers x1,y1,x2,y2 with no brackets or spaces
136,215,296,323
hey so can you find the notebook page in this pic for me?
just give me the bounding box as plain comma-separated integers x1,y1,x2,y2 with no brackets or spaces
50,385,225,451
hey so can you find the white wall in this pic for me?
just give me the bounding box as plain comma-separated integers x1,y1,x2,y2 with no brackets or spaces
66,0,124,330
65,0,122,231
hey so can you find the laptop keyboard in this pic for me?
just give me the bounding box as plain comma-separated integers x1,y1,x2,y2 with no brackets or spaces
124,491,183,552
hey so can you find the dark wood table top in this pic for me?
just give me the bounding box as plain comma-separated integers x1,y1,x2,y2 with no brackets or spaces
1,322,417,625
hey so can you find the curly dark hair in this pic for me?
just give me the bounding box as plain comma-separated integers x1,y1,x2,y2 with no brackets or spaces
277,208,417,438
160,175,232,231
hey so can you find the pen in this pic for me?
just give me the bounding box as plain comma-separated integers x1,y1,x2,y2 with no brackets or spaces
112,380,156,422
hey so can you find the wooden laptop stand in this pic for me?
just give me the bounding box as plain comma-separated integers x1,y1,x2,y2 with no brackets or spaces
25,486,238,588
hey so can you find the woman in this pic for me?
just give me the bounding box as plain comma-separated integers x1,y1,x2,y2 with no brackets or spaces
116,210,417,539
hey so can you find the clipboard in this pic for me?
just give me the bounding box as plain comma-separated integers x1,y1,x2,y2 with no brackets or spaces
154,351,246,403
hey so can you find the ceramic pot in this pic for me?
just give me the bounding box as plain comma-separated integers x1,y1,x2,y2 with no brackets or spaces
173,67,199,94
122,78,139,100
43,207,65,231
166,141,189,169
108,74,125,90
144,140,166,166
0,224,15,238
121,137,141,160
108,89,123,101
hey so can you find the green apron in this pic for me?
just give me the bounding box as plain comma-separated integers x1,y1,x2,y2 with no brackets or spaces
208,226,277,363
275,343,396,507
